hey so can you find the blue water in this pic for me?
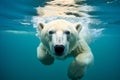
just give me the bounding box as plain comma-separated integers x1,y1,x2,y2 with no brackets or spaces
0,0,120,80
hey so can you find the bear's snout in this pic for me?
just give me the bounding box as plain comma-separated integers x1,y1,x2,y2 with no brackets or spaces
54,45,65,56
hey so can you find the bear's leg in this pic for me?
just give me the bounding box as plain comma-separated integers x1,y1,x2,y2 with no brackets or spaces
37,43,54,65
68,53,93,80
67,60,86,80
67,39,93,80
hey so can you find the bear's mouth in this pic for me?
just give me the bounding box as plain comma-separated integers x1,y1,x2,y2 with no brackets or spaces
54,45,65,56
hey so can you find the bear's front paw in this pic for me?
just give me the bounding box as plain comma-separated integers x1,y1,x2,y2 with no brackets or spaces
38,54,54,65
67,61,85,80
40,56,54,65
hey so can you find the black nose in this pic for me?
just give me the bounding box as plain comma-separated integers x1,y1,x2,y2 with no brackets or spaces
54,45,65,56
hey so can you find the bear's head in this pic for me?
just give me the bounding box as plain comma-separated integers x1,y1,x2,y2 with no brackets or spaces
37,19,82,59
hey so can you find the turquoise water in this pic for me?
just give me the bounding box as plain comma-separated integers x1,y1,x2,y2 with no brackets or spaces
0,0,120,80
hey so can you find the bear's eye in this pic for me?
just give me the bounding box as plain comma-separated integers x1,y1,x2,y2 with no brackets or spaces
48,30,55,35
64,30,70,35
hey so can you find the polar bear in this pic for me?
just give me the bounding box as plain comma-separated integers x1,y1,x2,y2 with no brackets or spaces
37,19,93,80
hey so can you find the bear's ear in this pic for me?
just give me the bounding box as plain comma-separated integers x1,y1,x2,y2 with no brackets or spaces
75,24,82,32
38,23,44,31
